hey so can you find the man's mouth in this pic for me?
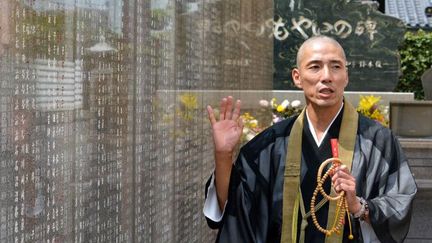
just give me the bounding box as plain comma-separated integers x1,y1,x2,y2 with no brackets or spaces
319,87,334,94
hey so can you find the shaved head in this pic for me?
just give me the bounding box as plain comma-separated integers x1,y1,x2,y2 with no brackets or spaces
296,36,347,68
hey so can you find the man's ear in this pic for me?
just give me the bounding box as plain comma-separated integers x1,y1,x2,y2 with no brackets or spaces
343,73,349,88
344,67,349,88
292,68,302,89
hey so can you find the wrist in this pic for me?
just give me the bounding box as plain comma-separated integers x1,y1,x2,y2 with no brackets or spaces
215,152,234,165
351,200,362,215
214,152,233,176
215,151,233,158
353,197,369,220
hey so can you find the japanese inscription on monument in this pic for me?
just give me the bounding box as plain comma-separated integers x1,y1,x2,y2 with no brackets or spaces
273,0,406,91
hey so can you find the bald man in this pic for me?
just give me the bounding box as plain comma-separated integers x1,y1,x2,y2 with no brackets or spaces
203,36,416,243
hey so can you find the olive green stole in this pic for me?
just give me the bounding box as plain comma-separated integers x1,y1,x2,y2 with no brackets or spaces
280,101,358,243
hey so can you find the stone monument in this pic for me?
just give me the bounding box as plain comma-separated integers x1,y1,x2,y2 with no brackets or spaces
421,67,432,100
273,0,405,91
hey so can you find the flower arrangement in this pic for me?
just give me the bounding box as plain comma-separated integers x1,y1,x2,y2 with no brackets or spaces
268,98,303,124
240,112,263,143
356,95,389,127
239,95,389,143
240,98,304,142
161,93,200,139
178,93,198,121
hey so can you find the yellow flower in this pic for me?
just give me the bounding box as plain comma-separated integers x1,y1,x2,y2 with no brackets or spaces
358,95,380,112
356,95,388,127
241,112,252,121
276,105,285,112
179,94,197,109
240,112,263,142
249,119,258,128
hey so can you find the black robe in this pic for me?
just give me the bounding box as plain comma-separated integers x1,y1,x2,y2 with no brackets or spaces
205,111,417,243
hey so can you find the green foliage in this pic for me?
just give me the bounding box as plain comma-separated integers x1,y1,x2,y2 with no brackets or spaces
396,30,432,99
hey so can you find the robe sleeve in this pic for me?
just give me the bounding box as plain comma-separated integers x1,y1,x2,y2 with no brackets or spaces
205,150,273,243
203,133,284,243
203,119,293,243
203,174,226,227
365,128,417,243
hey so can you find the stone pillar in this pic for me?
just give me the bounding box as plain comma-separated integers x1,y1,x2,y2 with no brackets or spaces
421,67,432,100
400,138,432,242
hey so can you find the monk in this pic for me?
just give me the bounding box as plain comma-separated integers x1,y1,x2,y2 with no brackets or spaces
203,35,417,243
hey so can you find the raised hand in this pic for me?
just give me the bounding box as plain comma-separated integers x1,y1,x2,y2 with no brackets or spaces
207,96,243,210
207,96,243,154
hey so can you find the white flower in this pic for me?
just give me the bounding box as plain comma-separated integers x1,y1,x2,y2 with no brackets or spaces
243,127,250,134
259,99,269,107
280,99,290,109
272,114,283,124
291,100,301,108
246,133,255,141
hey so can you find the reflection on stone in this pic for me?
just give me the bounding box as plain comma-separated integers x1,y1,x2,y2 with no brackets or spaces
0,0,273,242
87,35,118,53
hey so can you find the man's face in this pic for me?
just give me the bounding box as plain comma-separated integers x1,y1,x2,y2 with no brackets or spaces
292,40,348,109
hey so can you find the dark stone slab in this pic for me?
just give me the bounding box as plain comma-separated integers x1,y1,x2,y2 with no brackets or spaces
273,0,405,91
406,188,432,242
390,101,432,138
400,139,432,242
421,67,432,100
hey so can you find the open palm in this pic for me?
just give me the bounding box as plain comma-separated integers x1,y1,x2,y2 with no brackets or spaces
207,96,243,154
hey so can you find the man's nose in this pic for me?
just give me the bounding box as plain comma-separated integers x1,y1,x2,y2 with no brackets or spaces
321,66,333,83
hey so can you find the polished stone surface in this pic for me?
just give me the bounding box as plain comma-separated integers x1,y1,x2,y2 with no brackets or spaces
400,138,432,242
390,101,432,138
400,138,432,188
0,1,274,242
406,188,432,242
273,0,405,91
